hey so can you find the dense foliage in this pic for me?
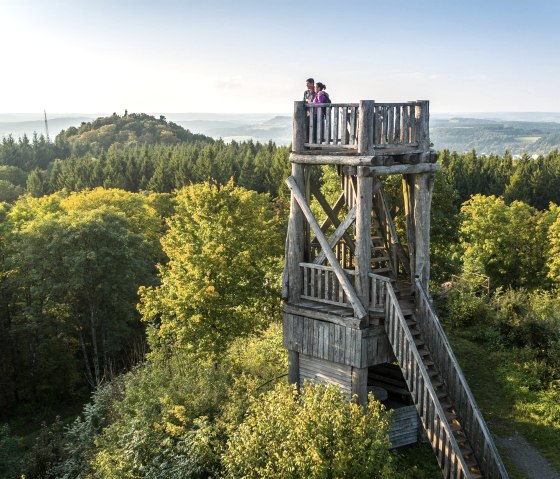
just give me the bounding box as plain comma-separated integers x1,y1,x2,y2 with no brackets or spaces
2,113,560,478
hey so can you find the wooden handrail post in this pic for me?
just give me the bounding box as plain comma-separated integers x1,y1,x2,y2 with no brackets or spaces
293,101,306,152
357,100,374,154
416,100,430,159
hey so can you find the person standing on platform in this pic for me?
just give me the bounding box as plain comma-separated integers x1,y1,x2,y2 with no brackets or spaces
312,82,330,142
303,78,315,103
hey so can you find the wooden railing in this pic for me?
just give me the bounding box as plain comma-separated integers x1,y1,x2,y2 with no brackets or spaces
299,100,429,152
373,102,422,147
384,284,471,478
415,280,509,479
305,103,359,148
299,262,389,312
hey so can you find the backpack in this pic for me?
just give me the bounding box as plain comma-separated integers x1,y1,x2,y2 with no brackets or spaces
322,91,331,104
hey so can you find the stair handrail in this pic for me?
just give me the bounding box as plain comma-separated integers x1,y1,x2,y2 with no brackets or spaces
384,283,471,478
415,279,509,479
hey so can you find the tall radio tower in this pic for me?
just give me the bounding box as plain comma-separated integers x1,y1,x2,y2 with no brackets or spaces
44,110,50,142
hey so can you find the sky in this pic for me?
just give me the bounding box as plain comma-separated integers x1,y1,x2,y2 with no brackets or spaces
1,0,560,114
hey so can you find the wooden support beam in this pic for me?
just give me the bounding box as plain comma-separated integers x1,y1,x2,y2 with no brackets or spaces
352,366,368,406
313,206,356,266
355,172,373,309
402,174,416,283
414,173,435,290
286,175,368,321
358,163,440,177
318,192,345,232
287,164,306,302
310,182,355,253
288,350,300,386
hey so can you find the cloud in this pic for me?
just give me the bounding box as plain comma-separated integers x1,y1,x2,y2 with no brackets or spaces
216,75,244,89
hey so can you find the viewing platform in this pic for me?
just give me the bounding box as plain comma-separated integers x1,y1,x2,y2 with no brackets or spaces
292,100,439,174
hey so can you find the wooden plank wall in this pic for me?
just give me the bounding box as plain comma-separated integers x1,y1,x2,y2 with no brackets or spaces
283,313,393,368
299,354,418,448
299,354,352,399
389,406,419,448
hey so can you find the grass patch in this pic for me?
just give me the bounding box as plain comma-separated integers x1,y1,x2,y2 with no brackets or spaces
448,330,560,474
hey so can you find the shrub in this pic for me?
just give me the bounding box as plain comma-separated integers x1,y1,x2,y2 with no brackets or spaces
223,382,396,479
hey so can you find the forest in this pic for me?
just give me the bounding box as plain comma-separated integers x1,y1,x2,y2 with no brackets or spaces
1,113,560,478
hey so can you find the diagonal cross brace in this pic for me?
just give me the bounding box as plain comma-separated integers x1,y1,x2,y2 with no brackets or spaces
312,206,356,266
310,183,356,253
286,175,367,320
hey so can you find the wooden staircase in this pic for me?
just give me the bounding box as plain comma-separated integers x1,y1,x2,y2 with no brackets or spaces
384,282,509,479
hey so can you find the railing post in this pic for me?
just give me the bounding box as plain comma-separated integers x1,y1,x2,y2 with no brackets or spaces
358,100,374,154
416,100,430,160
293,101,306,152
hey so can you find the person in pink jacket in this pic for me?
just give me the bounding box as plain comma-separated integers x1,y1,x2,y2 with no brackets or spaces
312,82,330,142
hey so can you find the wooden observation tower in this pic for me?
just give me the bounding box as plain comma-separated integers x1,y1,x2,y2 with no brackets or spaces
282,100,508,479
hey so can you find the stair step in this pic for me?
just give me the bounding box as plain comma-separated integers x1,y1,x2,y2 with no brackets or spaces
466,457,479,469
453,431,468,445
418,348,430,357
372,267,392,274
423,359,435,367
431,379,444,388
460,444,474,458
428,369,439,378
436,390,448,400
414,338,425,347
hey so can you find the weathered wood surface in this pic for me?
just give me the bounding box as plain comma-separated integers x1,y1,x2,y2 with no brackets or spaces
283,313,393,368
297,263,388,314
299,354,352,398
286,176,367,320
286,164,305,302
357,162,440,176
415,280,509,479
296,101,430,155
355,174,373,309
413,173,435,290
383,283,471,478
389,406,419,448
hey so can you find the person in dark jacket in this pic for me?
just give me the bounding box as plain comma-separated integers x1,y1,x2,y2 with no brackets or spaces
303,78,315,103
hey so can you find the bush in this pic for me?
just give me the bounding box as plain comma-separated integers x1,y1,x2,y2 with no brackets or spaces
223,382,396,479
0,424,23,479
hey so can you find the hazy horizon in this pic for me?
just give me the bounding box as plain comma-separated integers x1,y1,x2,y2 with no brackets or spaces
3,1,560,114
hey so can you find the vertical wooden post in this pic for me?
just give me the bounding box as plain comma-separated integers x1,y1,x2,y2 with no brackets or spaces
293,101,306,153
358,100,374,154
402,174,416,283
413,173,434,290
352,366,368,406
286,161,306,387
287,163,305,303
417,100,430,160
288,350,300,386
355,168,372,315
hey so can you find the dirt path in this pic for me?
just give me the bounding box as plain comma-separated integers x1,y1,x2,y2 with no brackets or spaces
496,432,560,479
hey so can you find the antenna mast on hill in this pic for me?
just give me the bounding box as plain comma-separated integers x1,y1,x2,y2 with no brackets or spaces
44,110,50,142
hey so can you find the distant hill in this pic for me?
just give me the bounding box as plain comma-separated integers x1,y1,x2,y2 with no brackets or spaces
4,112,560,154
430,117,560,155
56,113,213,151
0,116,94,140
